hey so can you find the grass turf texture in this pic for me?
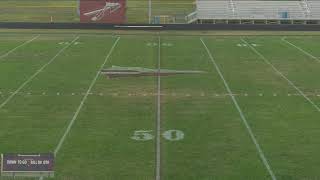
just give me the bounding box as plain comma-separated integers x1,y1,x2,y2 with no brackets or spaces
0,31,320,179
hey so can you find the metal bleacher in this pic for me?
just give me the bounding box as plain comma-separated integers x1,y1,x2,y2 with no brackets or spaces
308,1,320,19
186,0,320,24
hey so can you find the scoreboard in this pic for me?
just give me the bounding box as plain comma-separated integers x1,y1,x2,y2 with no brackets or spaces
1,153,54,177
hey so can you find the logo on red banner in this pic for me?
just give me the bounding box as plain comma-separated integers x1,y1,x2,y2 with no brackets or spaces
80,0,126,23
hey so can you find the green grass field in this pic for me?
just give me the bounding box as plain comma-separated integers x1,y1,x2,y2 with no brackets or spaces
0,30,320,180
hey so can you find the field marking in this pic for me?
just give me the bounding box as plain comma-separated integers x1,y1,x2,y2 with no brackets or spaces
155,36,161,180
54,37,120,156
131,130,184,141
281,37,320,63
0,36,79,110
162,130,184,141
0,35,40,61
241,38,320,112
114,25,163,28
200,38,277,180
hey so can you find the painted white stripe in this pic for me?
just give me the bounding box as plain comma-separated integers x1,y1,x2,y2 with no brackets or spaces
0,36,79,110
281,37,320,63
241,38,320,112
17,154,41,157
54,37,120,156
155,36,161,180
200,38,277,180
114,25,163,28
0,35,40,61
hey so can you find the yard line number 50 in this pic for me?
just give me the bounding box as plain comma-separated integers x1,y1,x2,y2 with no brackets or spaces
131,130,184,141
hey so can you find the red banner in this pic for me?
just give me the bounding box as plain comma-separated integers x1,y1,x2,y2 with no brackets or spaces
80,0,126,23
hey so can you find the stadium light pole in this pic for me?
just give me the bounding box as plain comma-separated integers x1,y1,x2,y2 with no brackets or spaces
77,0,80,16
149,0,152,24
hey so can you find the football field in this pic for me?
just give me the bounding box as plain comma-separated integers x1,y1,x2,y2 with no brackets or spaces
0,32,320,180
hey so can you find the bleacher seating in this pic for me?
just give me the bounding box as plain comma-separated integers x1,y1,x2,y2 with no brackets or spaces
234,1,305,19
308,1,320,19
188,0,320,23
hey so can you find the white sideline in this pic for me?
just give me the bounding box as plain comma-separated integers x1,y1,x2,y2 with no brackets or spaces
0,36,79,110
200,38,277,180
241,38,320,112
114,25,163,28
0,35,40,61
281,37,320,63
155,36,161,180
54,37,120,156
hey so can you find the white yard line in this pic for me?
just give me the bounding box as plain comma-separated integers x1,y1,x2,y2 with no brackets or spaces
155,36,161,180
54,37,120,156
200,38,277,180
0,36,79,110
0,35,40,61
281,37,320,63
241,38,320,112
